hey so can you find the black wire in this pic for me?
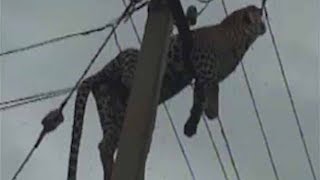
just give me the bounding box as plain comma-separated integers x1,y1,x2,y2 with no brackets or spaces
59,2,135,111
216,116,241,180
163,105,197,180
0,24,113,57
197,0,215,16
264,7,317,180
11,145,37,180
241,61,280,180
0,87,71,110
121,0,142,44
0,2,146,111
0,88,71,111
11,130,46,180
8,3,145,180
202,116,229,180
113,27,122,52
220,1,280,179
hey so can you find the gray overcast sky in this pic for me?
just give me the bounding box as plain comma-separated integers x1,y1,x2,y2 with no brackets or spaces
1,0,319,180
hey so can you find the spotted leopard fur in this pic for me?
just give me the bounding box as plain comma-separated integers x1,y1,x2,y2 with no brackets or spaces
67,5,266,180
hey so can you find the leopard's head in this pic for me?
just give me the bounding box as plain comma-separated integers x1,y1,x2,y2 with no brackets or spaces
241,5,266,36
222,5,266,38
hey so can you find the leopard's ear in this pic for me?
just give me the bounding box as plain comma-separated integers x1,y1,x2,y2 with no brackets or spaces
243,10,254,24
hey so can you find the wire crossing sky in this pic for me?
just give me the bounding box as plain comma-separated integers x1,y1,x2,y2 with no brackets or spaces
1,0,319,180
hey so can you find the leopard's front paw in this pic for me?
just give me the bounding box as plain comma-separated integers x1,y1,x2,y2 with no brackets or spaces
184,120,197,138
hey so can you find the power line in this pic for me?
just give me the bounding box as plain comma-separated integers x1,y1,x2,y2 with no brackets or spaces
216,116,241,180
121,0,142,44
220,1,280,180
0,87,71,111
113,27,122,52
0,1,149,111
264,7,317,180
0,87,69,106
0,2,149,58
196,0,215,16
163,105,197,180
0,24,112,57
9,2,144,179
202,116,229,180
59,2,136,111
11,130,46,180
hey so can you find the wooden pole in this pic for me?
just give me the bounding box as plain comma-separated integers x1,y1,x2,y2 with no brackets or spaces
111,0,173,179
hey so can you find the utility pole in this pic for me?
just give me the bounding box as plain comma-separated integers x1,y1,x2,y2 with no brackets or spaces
111,0,173,179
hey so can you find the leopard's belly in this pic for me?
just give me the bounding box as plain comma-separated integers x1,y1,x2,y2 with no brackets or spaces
159,69,193,104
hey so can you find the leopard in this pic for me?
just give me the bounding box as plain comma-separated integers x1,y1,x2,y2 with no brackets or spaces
66,5,266,180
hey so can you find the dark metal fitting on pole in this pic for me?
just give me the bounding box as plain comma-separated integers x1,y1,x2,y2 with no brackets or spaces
186,5,198,26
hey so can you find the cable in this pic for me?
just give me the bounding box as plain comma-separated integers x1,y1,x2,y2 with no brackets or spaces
220,1,280,179
0,24,114,57
59,3,135,111
197,0,215,16
121,1,197,178
216,116,241,180
0,1,149,58
202,116,229,180
163,105,197,180
264,7,317,180
1,1,149,112
121,0,142,44
58,0,149,111
0,88,71,111
0,87,71,110
11,131,46,180
113,27,122,52
9,3,145,179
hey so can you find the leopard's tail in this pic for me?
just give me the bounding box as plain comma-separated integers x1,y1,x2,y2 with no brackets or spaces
67,78,92,180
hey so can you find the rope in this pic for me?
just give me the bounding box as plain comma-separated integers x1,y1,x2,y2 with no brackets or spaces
264,7,317,180
121,1,196,178
220,1,280,179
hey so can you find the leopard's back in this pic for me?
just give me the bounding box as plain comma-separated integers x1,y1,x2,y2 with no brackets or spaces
112,37,194,104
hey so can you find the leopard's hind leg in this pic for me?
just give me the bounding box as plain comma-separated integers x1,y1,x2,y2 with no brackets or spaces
92,84,126,180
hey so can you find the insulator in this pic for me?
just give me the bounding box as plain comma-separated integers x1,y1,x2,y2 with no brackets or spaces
186,5,198,26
